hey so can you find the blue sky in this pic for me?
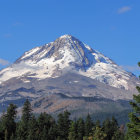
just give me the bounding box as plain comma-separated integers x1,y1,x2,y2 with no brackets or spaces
0,0,140,75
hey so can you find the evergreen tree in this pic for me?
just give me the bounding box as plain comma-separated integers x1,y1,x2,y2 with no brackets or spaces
85,114,93,137
95,120,100,128
37,112,55,139
57,110,71,140
111,116,118,131
41,127,48,140
57,113,64,140
48,124,57,140
102,118,112,140
21,99,32,124
112,129,124,140
0,113,6,140
27,115,38,140
1,104,17,140
77,118,85,140
102,117,118,140
127,62,140,140
91,126,107,140
68,121,77,140
16,99,32,140
16,121,25,140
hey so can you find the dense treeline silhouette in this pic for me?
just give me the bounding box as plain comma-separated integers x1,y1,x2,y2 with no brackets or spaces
0,89,140,140
0,99,125,140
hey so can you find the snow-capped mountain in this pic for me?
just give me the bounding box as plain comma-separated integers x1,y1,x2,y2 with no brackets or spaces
0,35,138,91
0,34,139,119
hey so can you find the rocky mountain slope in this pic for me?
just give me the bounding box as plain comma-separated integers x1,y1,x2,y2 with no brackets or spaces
0,35,139,118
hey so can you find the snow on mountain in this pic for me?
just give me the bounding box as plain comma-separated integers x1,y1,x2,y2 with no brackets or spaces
0,35,138,91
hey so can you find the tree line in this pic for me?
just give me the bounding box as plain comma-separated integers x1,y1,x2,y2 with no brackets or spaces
0,94,139,140
0,99,125,140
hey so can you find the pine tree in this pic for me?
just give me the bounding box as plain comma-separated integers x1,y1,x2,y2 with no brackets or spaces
21,99,32,124
95,120,100,128
0,122,4,140
126,62,140,140
85,114,93,137
41,127,48,140
27,115,38,140
37,112,55,139
68,121,77,140
91,126,107,140
102,118,112,140
112,129,124,140
57,110,71,140
37,112,47,138
1,104,17,140
102,117,118,140
111,116,118,131
77,118,85,140
16,99,32,140
48,125,57,140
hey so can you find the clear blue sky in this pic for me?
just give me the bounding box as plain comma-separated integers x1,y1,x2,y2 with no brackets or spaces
0,0,140,75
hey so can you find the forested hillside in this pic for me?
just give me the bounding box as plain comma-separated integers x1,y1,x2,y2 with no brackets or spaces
0,100,125,140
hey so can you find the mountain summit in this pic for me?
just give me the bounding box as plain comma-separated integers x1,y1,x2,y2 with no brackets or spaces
0,35,139,118
0,35,138,91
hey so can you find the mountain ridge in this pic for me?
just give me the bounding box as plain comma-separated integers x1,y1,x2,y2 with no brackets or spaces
0,35,139,92
0,34,139,121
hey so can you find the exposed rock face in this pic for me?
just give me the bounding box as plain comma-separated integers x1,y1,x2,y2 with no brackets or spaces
0,35,139,118
0,35,139,91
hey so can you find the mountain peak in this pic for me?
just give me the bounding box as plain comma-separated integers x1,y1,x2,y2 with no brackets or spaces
0,35,139,117
59,34,72,39
56,34,81,44
0,35,139,92
58,34,79,40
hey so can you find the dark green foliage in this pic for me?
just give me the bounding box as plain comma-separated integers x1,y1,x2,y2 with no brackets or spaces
102,117,120,140
93,126,107,140
21,99,32,123
85,114,93,137
95,120,100,127
68,121,77,140
127,95,140,139
111,117,125,139
37,112,56,140
0,98,133,140
102,118,112,140
57,110,71,140
77,118,85,140
126,62,140,140
48,124,57,140
27,115,38,140
0,104,17,140
112,129,124,140
16,99,33,140
138,62,140,67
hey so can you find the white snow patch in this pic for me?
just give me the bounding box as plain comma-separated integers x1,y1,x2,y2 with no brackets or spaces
73,81,79,83
21,47,40,59
59,34,71,39
0,35,134,91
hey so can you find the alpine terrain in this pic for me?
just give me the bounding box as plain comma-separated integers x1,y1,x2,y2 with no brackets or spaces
0,35,139,122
